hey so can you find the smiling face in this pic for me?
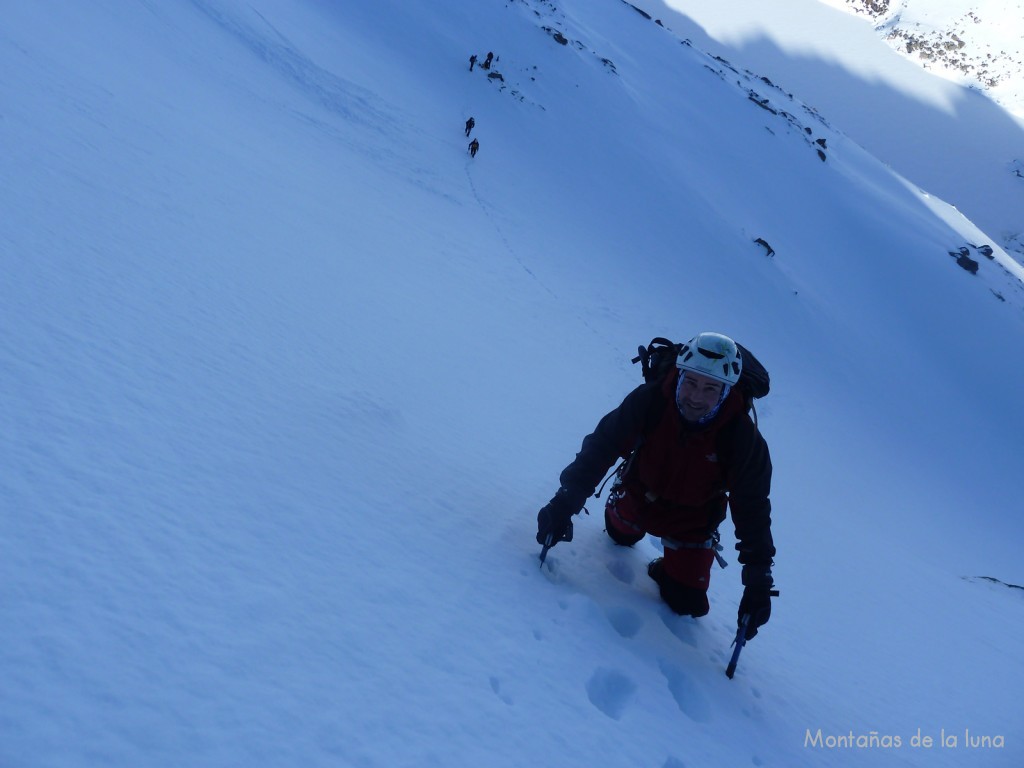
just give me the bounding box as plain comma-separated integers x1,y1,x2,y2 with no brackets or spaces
676,371,725,422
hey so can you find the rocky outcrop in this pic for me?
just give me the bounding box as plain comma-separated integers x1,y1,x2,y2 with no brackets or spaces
838,1,1023,107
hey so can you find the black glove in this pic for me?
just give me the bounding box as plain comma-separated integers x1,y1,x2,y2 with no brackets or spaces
738,564,775,640
536,488,580,548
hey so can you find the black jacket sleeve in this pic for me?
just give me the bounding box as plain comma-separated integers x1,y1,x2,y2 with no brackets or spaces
556,382,662,513
720,414,775,567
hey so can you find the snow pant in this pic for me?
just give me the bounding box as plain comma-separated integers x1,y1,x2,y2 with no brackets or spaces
604,487,715,617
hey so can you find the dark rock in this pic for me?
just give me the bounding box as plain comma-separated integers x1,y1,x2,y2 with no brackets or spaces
754,237,775,257
971,575,1024,590
543,26,569,45
623,1,652,20
951,248,979,274
748,94,777,115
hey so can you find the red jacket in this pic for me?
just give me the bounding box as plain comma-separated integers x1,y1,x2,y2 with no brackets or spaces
558,368,775,566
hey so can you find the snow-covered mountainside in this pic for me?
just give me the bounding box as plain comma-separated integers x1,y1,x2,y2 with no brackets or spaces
2,0,1022,765
646,0,1024,267
826,0,1024,116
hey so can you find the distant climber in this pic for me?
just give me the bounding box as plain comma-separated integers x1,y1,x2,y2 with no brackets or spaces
465,117,475,137
469,54,477,71
482,51,494,70
468,138,480,158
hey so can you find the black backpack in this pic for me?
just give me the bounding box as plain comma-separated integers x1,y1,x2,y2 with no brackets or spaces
631,336,770,409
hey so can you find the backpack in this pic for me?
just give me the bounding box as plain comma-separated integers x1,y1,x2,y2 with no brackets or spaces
631,336,770,409
592,336,771,503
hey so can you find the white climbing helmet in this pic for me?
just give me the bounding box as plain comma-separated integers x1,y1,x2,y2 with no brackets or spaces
676,332,742,386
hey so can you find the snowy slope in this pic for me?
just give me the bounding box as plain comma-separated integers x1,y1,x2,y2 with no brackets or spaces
825,0,1024,115
2,0,1022,766
645,0,1024,267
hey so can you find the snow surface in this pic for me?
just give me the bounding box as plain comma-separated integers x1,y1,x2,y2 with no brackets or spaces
2,0,1023,765
821,0,1024,116
644,0,1024,267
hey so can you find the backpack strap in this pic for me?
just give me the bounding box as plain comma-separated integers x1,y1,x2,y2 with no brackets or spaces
631,338,682,383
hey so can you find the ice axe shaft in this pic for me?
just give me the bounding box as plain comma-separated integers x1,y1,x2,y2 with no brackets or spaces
726,588,779,678
538,534,554,568
725,614,750,679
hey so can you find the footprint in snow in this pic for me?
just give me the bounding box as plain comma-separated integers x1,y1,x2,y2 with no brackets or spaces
659,611,700,648
489,676,513,705
605,606,643,638
605,557,635,584
585,668,637,721
663,759,687,768
658,659,712,722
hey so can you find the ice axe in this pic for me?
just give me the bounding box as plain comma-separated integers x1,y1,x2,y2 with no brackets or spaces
538,516,576,569
725,614,750,679
726,588,779,679
538,533,554,569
